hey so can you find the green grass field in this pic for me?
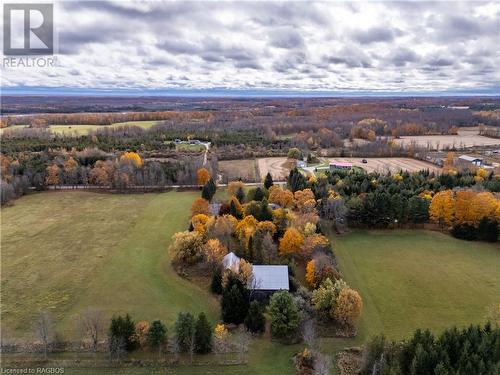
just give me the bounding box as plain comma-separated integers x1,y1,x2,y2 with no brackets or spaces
333,230,500,341
1,191,219,338
0,121,162,136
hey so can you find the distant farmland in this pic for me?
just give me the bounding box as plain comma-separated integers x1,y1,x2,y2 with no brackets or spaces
327,157,442,173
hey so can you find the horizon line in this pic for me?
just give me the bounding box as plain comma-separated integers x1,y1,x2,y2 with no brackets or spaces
2,86,500,98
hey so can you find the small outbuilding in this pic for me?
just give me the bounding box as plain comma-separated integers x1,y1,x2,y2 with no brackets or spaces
222,252,240,272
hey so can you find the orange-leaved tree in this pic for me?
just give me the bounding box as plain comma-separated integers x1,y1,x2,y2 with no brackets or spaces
197,168,211,185
191,198,210,217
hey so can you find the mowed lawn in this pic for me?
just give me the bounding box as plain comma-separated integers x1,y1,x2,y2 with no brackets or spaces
333,230,500,341
1,191,219,338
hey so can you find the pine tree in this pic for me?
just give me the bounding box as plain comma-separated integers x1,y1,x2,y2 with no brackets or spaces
174,312,195,352
264,172,274,190
210,266,223,294
244,301,265,333
109,314,137,352
194,312,212,354
147,320,167,356
221,276,250,324
236,186,245,203
254,187,265,201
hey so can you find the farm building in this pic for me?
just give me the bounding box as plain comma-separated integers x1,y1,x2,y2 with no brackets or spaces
251,265,289,292
330,161,352,171
222,252,240,272
221,254,289,296
457,155,483,167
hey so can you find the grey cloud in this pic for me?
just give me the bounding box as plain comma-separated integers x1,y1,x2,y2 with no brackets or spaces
269,28,304,49
389,48,420,67
351,26,398,44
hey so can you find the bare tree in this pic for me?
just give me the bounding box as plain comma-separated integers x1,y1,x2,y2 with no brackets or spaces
314,353,331,375
236,329,249,363
108,336,125,362
188,330,196,364
78,308,103,352
35,312,53,359
302,318,318,351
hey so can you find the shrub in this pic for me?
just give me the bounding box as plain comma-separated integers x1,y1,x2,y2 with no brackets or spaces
451,223,477,241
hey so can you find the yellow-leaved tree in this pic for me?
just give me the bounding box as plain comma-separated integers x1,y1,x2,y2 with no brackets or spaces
191,198,210,217
120,152,142,168
454,190,476,225
429,190,455,227
279,227,304,256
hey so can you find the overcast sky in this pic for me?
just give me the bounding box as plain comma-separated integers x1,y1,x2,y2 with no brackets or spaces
2,0,500,94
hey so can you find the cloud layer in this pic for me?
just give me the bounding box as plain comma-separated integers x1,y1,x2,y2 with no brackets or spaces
2,0,500,93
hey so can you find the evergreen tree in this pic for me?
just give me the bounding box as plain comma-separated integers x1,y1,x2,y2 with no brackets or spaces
253,187,265,201
244,301,265,333
236,186,245,203
201,178,216,201
194,312,212,354
477,218,498,242
210,266,223,294
221,276,250,324
174,312,195,352
267,291,300,339
408,196,430,224
230,199,242,219
264,172,274,190
288,168,306,192
258,197,273,221
147,320,167,356
109,314,137,352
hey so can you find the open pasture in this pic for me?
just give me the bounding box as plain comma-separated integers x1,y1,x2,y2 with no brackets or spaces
333,230,500,340
0,191,219,338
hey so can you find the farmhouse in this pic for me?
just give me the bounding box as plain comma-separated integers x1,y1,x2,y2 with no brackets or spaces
330,161,352,171
222,252,240,272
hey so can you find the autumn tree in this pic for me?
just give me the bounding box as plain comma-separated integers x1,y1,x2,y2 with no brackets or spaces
294,189,317,213
429,190,455,228
334,288,363,327
120,152,142,168
207,214,237,251
170,231,204,266
134,321,150,349
454,190,476,225
191,213,210,234
191,198,210,217
305,255,340,288
45,164,60,186
197,168,211,185
269,186,295,208
301,234,329,259
203,239,227,268
279,227,304,256
78,308,104,353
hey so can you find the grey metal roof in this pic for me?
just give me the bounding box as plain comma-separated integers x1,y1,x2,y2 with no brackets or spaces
458,155,482,162
251,265,289,291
